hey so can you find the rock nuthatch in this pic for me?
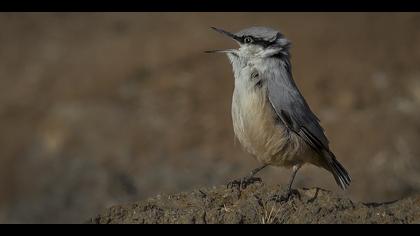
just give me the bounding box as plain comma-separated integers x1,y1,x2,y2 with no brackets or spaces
206,26,351,199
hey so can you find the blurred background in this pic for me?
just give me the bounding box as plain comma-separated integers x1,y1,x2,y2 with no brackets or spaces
1,12,420,223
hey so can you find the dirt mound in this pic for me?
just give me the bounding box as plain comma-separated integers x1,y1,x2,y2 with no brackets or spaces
89,182,420,224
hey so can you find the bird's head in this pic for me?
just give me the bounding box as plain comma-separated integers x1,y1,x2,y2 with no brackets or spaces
206,26,291,61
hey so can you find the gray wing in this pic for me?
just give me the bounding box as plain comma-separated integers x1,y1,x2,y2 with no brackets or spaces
266,60,329,153
266,59,351,189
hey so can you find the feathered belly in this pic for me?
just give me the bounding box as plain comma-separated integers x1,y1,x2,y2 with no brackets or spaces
231,88,310,167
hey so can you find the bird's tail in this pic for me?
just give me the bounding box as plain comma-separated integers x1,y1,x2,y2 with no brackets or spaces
322,150,351,190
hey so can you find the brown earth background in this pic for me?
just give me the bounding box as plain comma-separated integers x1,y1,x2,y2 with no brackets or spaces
1,13,420,223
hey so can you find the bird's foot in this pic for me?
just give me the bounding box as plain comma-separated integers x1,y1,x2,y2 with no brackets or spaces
227,176,262,190
271,189,300,202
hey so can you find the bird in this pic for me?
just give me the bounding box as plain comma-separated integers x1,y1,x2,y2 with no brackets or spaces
205,26,351,199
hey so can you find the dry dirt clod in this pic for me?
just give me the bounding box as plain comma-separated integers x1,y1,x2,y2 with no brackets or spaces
88,182,420,224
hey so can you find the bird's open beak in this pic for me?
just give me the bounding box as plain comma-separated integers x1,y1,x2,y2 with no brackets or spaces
204,49,236,54
205,27,241,54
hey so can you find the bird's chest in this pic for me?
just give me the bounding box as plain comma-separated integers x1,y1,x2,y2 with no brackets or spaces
231,65,279,157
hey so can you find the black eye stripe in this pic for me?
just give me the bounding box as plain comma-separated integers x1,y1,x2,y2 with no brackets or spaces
242,36,273,47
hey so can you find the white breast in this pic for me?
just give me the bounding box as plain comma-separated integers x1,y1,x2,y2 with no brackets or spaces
231,64,287,163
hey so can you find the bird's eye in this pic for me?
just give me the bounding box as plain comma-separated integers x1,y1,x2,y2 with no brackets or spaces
244,36,253,44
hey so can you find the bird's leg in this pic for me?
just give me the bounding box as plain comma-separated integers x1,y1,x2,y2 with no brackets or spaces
273,164,302,202
227,164,269,190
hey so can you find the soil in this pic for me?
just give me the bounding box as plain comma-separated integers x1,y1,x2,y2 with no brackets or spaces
89,182,420,224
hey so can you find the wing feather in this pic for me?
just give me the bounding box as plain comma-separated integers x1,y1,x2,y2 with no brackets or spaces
265,58,351,189
266,59,329,153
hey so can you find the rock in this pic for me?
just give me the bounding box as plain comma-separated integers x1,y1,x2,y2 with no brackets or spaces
88,182,420,224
